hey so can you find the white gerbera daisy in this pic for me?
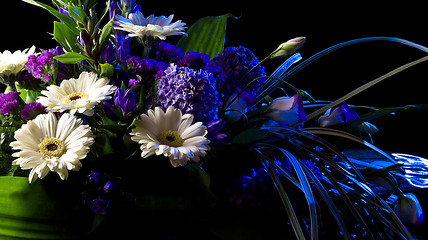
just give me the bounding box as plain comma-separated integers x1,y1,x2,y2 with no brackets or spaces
37,71,116,116
0,46,36,78
113,11,186,45
10,112,95,183
130,106,210,167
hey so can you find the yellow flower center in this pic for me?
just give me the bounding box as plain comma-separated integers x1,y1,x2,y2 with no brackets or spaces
64,92,88,103
39,138,65,157
158,130,184,148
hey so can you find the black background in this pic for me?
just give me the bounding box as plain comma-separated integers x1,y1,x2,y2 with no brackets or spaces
2,1,428,237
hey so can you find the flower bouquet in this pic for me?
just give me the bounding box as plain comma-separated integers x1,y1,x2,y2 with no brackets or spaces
1,0,428,239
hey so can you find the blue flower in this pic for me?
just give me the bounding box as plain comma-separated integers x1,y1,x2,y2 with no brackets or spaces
113,88,135,115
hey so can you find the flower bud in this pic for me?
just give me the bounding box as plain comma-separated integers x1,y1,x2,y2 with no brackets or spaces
270,37,306,59
395,193,423,226
265,94,306,126
224,88,255,122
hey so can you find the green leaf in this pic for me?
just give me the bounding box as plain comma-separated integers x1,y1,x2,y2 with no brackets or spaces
22,0,79,35
0,176,74,239
53,21,80,53
99,18,114,47
53,52,92,64
15,82,42,104
176,13,237,59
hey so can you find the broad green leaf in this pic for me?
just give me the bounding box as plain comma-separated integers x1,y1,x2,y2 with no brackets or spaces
54,52,92,64
176,13,237,59
54,21,80,53
0,176,75,239
22,0,79,35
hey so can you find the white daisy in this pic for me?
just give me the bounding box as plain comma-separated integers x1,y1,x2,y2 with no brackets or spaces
113,11,187,45
37,71,116,116
0,46,36,78
10,112,95,183
130,106,210,167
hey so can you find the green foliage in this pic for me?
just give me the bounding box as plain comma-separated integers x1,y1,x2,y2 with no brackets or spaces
0,177,76,239
176,13,237,59
54,52,94,64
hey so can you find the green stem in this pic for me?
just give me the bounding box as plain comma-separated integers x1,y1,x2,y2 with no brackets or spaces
142,45,151,59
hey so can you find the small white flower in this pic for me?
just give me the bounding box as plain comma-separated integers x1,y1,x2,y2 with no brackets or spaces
130,106,210,167
0,46,36,77
113,11,186,44
37,72,116,116
10,112,95,183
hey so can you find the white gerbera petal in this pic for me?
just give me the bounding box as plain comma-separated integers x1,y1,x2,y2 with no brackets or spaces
0,46,35,77
113,11,187,43
130,106,210,167
10,112,94,183
37,71,116,116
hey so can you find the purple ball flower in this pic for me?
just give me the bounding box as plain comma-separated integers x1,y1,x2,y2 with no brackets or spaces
212,46,266,97
157,65,221,124
0,91,20,115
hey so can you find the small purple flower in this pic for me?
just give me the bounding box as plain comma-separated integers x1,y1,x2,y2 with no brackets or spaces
25,47,69,82
318,102,359,127
88,171,104,186
0,91,20,115
101,41,115,63
90,197,110,215
115,32,131,63
206,118,227,145
127,78,139,87
20,102,45,120
113,88,135,115
126,57,167,84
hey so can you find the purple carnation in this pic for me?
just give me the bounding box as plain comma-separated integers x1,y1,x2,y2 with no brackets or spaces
157,65,221,124
20,102,45,120
0,91,20,115
212,46,266,98
155,42,184,64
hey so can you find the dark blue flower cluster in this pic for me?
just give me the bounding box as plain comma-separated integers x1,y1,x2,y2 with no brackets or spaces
84,171,132,216
212,46,266,98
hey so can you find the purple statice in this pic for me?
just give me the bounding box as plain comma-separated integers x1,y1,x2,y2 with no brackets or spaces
212,46,266,98
154,42,184,64
16,72,44,90
128,78,139,87
0,91,20,115
25,46,69,83
126,57,166,82
157,65,221,124
20,102,45,121
88,196,110,215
